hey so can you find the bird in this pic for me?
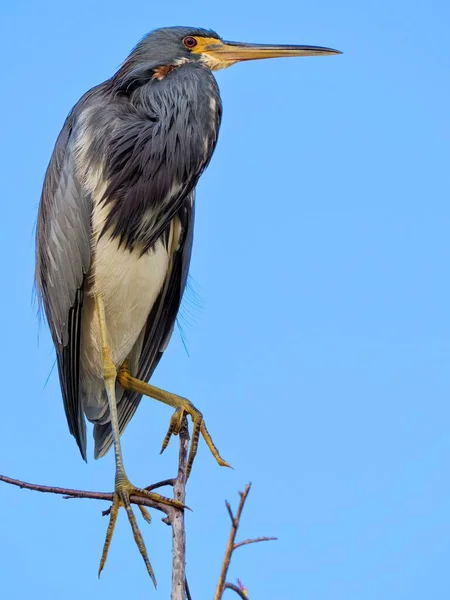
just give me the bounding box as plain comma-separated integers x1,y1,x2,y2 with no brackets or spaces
35,26,341,582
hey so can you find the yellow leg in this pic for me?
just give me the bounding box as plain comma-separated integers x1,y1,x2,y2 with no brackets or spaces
117,361,231,478
95,296,183,585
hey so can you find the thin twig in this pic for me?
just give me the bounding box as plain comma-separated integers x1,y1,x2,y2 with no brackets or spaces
233,536,278,550
0,473,172,515
185,577,193,600
214,483,252,600
214,483,277,600
224,583,247,599
146,478,175,491
226,501,235,524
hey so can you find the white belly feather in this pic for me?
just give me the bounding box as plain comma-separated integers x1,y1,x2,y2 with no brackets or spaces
83,236,169,370
79,200,172,421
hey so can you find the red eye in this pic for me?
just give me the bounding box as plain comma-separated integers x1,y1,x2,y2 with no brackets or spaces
183,36,197,49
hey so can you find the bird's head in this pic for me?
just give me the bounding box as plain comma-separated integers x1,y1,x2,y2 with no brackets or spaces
120,26,341,84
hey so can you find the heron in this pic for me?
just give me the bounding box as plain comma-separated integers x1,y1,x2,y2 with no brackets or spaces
35,26,341,581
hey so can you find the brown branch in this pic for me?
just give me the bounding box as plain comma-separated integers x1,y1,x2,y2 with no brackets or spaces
146,478,175,491
233,536,278,551
214,483,277,600
214,484,252,600
226,500,235,524
0,473,172,514
224,583,247,599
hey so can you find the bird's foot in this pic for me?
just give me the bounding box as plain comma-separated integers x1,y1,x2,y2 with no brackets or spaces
117,361,231,477
98,473,184,585
160,401,231,478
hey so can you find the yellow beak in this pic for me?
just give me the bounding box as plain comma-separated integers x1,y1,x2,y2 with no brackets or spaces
203,39,342,64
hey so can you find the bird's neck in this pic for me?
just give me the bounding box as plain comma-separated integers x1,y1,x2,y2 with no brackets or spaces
95,62,222,252
108,57,197,95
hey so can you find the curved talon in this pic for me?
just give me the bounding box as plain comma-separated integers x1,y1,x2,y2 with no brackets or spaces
138,505,152,523
187,414,202,478
160,407,184,454
200,422,232,469
161,403,231,478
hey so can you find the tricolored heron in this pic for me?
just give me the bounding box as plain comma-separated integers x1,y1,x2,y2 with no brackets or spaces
35,26,341,581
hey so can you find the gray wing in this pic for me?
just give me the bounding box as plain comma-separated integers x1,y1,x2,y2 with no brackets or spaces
94,193,194,458
35,104,93,461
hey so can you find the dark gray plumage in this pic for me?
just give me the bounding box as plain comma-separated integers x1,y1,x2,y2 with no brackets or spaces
36,27,222,460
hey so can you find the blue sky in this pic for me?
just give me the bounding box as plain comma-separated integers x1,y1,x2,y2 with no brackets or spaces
1,0,450,598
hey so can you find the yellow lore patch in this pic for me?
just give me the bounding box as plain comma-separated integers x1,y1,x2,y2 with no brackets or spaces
189,37,237,71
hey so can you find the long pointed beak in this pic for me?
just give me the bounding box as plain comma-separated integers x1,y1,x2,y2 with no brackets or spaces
205,40,342,64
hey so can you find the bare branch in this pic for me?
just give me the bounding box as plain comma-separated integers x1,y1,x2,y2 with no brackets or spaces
224,583,247,599
0,474,171,514
0,433,189,599
214,483,252,600
168,419,189,600
215,484,277,599
233,536,278,550
1,454,275,600
225,500,235,524
146,478,175,491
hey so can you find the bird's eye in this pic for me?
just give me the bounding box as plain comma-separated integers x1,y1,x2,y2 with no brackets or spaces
183,36,198,49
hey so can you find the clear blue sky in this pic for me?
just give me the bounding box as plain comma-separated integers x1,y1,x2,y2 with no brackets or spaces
1,0,449,598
